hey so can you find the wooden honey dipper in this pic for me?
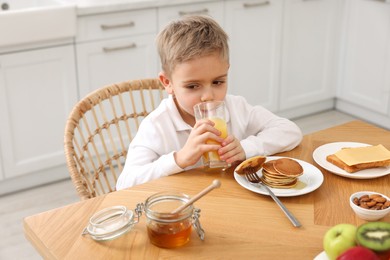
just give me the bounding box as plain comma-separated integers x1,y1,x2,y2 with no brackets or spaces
171,179,221,214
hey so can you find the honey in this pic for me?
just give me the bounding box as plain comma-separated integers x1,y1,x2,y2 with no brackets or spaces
144,192,195,248
147,221,192,248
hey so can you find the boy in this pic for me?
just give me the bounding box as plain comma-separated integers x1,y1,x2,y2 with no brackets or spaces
116,15,302,190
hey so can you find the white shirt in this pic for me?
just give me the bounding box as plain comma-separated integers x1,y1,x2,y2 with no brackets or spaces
116,94,302,190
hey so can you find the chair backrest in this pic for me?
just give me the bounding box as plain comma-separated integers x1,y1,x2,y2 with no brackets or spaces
64,78,166,200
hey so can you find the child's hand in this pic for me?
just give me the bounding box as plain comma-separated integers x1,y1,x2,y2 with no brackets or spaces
175,119,224,168
218,135,246,164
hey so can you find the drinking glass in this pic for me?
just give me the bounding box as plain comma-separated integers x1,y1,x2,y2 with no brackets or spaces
193,101,228,169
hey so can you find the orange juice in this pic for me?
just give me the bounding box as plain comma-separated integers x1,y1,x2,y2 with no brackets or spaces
203,117,228,167
209,117,228,139
193,101,228,168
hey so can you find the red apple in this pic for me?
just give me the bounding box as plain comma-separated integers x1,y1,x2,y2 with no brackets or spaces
376,250,390,260
337,246,379,260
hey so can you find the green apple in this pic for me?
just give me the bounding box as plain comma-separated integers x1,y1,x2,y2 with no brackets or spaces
323,223,357,260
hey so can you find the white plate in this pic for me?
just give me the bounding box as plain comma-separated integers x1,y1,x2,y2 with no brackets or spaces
314,251,328,260
312,142,390,179
234,156,324,197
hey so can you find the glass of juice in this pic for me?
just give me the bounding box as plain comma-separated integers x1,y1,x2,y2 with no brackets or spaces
193,101,228,169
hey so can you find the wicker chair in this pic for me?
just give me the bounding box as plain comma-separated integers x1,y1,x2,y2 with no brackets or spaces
64,79,166,200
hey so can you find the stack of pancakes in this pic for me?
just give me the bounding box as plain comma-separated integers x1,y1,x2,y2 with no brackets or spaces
261,158,304,189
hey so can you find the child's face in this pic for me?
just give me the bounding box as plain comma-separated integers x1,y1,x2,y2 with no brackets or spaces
160,53,229,126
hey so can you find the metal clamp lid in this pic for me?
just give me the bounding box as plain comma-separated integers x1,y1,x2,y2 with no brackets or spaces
82,204,143,241
192,208,205,240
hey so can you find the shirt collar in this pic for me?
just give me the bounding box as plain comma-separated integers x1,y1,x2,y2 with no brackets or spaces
166,95,192,131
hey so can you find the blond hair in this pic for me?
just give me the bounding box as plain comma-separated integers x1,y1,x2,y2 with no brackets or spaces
156,15,229,76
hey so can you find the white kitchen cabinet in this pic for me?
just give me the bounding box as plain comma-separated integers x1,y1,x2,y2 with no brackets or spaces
337,0,390,116
76,8,159,97
225,0,282,111
158,1,224,30
77,35,158,97
0,45,78,180
279,0,340,111
0,148,3,181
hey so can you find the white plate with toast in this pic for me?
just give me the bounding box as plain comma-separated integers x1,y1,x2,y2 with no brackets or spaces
234,156,324,197
312,142,390,179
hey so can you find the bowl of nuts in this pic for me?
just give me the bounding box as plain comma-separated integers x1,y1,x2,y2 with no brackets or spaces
350,191,390,221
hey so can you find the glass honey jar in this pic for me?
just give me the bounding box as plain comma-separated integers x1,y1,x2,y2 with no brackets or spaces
83,192,204,247
144,192,204,248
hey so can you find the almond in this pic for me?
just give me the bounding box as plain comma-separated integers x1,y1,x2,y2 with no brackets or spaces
356,193,390,211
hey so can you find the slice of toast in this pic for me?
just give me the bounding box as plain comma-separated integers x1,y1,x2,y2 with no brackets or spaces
326,154,390,173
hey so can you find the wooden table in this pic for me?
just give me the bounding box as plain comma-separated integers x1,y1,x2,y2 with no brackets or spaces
23,120,390,259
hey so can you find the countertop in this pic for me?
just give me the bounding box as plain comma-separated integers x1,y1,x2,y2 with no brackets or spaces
62,0,220,16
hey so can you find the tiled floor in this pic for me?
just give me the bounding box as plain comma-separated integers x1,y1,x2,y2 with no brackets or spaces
0,109,358,260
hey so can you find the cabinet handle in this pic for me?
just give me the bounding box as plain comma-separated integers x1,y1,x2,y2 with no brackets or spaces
368,0,387,2
178,8,209,16
100,21,135,30
243,1,270,8
103,43,137,53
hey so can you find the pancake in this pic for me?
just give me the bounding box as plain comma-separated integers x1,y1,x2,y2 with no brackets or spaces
261,175,296,186
262,172,295,181
235,155,266,175
260,158,303,189
273,158,303,177
262,161,278,174
238,157,303,189
262,170,296,181
262,172,294,180
261,177,298,189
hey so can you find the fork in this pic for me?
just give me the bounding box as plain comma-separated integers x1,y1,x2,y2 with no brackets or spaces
245,172,302,228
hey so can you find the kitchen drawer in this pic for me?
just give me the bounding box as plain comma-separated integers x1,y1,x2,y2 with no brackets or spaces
76,34,158,97
76,8,158,43
158,1,224,29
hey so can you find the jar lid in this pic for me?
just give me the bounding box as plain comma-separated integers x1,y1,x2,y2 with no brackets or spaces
84,205,135,241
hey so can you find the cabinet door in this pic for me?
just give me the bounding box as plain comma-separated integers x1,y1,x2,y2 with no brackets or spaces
0,148,3,181
0,46,78,178
77,8,157,43
158,2,224,30
279,0,339,110
225,0,282,111
337,0,390,115
76,34,158,97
